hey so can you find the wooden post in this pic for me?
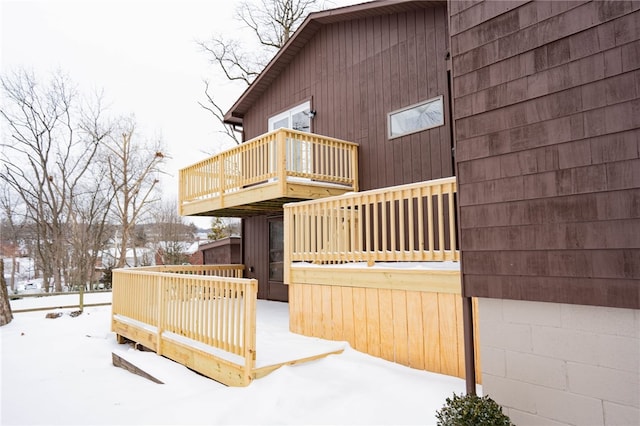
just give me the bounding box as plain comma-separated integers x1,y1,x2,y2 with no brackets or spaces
277,130,287,193
79,283,84,313
283,206,292,286
157,275,164,356
243,279,258,385
178,169,184,216
218,154,225,208
351,145,359,192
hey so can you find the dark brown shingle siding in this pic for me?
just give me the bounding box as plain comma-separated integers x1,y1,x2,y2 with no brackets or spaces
451,0,640,309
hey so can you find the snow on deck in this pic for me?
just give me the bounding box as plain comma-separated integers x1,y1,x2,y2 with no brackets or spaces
292,260,460,271
112,300,345,370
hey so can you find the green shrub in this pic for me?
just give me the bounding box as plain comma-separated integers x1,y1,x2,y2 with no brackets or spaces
436,393,514,426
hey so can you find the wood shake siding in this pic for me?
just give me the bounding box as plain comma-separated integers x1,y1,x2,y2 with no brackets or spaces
450,1,640,309
242,5,454,190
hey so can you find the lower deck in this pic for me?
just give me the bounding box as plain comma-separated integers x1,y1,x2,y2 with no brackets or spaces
287,261,480,382
111,266,343,386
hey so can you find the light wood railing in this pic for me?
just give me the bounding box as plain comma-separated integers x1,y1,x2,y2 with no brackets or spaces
133,264,245,277
179,128,359,206
112,265,257,386
284,176,458,267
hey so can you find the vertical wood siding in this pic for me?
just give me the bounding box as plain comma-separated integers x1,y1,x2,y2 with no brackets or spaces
242,6,453,190
450,1,640,308
243,216,270,300
289,282,481,381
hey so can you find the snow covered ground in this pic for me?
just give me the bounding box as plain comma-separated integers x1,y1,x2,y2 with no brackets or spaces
1,292,469,425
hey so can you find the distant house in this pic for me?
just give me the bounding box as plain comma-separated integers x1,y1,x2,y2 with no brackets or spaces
101,247,156,268
177,1,639,424
198,237,241,265
154,241,200,265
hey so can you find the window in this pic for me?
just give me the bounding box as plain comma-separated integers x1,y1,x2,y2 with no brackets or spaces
268,101,312,132
268,101,313,175
388,95,444,139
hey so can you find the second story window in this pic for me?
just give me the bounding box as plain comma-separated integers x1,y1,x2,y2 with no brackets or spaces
388,95,444,139
268,101,312,132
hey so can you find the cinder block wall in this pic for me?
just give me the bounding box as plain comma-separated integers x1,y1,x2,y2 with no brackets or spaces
479,298,640,426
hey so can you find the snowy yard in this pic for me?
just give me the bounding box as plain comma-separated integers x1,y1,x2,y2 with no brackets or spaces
1,293,468,425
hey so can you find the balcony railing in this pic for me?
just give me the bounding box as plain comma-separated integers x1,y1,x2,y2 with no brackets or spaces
284,176,459,267
112,265,257,386
111,264,346,386
179,128,359,216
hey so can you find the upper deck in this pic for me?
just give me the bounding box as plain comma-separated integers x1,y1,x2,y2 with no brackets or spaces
179,128,359,217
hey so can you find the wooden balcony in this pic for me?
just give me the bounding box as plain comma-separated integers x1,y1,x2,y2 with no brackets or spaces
179,129,359,217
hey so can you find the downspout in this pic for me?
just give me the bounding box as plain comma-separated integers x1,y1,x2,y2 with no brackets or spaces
449,68,477,395
446,0,476,394
462,296,476,394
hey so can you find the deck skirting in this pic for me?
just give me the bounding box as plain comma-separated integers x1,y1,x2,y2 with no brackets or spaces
288,266,481,382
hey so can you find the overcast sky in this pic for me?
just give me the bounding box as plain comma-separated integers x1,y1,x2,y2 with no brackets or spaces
1,0,360,227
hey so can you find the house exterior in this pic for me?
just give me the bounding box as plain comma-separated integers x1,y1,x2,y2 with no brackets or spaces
198,236,241,265
222,0,454,301
101,247,156,268
449,1,640,425
180,0,470,380
178,0,639,424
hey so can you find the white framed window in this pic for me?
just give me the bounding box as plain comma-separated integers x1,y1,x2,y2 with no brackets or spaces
268,101,312,132
268,101,313,175
388,95,444,139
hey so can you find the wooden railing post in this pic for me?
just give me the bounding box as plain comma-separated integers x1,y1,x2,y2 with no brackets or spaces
448,180,457,260
277,130,287,193
243,279,258,384
284,206,292,284
218,154,225,208
156,274,164,356
351,145,359,192
178,170,185,215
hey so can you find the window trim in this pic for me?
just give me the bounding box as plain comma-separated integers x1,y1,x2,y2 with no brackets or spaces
387,95,445,140
268,100,312,132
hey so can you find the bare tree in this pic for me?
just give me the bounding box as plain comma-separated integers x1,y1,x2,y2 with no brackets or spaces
0,259,12,326
197,0,325,145
198,80,241,145
0,184,26,291
152,200,197,265
66,172,115,290
104,118,166,268
0,69,108,292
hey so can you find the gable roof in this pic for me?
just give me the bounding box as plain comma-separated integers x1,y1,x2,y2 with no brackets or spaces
223,0,446,125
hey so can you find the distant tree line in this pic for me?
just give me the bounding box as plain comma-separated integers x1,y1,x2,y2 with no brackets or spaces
0,69,196,292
